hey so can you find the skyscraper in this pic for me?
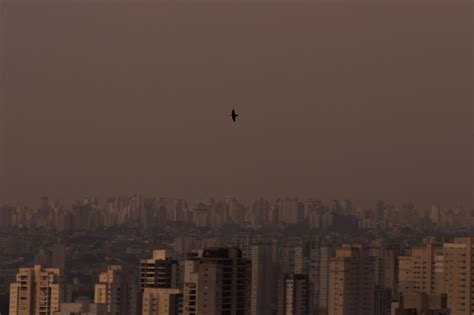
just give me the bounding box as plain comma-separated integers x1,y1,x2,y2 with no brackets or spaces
196,248,251,315
9,265,64,315
182,271,199,315
181,254,200,315
328,244,376,315
142,288,182,315
442,237,473,315
307,236,321,314
277,273,310,315
140,250,180,292
94,265,137,315
398,240,443,295
250,242,274,315
318,245,335,315
369,240,401,299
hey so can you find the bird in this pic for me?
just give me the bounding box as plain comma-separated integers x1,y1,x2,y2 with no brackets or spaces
231,109,239,122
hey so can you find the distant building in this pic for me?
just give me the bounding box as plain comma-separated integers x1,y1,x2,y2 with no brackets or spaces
140,250,180,293
250,242,274,315
94,265,137,315
318,245,336,315
398,240,443,295
9,265,65,315
328,244,375,315
182,270,198,315
443,237,473,315
142,288,182,315
369,241,401,300
277,198,303,225
196,247,251,315
277,273,310,315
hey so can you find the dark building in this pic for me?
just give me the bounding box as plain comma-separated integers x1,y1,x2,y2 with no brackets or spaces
278,273,310,315
375,287,392,315
139,250,180,292
196,247,251,315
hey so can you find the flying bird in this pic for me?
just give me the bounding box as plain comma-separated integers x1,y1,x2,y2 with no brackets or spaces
231,109,239,122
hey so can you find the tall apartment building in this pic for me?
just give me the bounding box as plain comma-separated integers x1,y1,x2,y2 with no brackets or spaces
250,242,274,315
249,198,271,227
140,250,180,292
281,239,306,277
328,244,376,315
94,265,137,315
277,198,303,225
307,236,321,314
369,241,401,300
182,272,198,315
181,256,199,315
9,265,64,315
142,288,182,315
398,241,444,295
396,237,474,315
443,237,473,315
195,247,251,315
318,245,335,315
277,273,310,315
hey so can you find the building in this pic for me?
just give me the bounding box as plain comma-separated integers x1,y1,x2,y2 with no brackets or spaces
181,255,199,315
396,237,473,315
369,240,401,299
280,239,306,276
328,244,375,315
443,237,473,315
277,198,304,225
94,265,137,315
318,245,335,315
250,242,274,315
142,288,182,315
196,247,251,315
9,265,64,315
140,250,180,292
398,241,443,295
307,236,321,314
277,273,310,315
182,271,198,315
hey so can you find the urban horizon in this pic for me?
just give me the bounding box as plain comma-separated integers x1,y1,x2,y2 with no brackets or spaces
1,0,471,314
1,195,472,211
1,192,472,315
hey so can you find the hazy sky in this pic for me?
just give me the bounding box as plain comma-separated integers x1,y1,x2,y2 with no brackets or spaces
1,0,472,207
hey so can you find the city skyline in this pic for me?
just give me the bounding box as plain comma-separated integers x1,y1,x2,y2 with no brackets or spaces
4,238,474,315
1,192,472,314
0,0,472,314
0,194,472,212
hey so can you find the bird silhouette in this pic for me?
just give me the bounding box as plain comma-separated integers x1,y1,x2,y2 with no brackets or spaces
231,109,239,122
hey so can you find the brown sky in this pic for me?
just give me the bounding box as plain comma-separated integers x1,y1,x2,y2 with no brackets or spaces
0,0,472,207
